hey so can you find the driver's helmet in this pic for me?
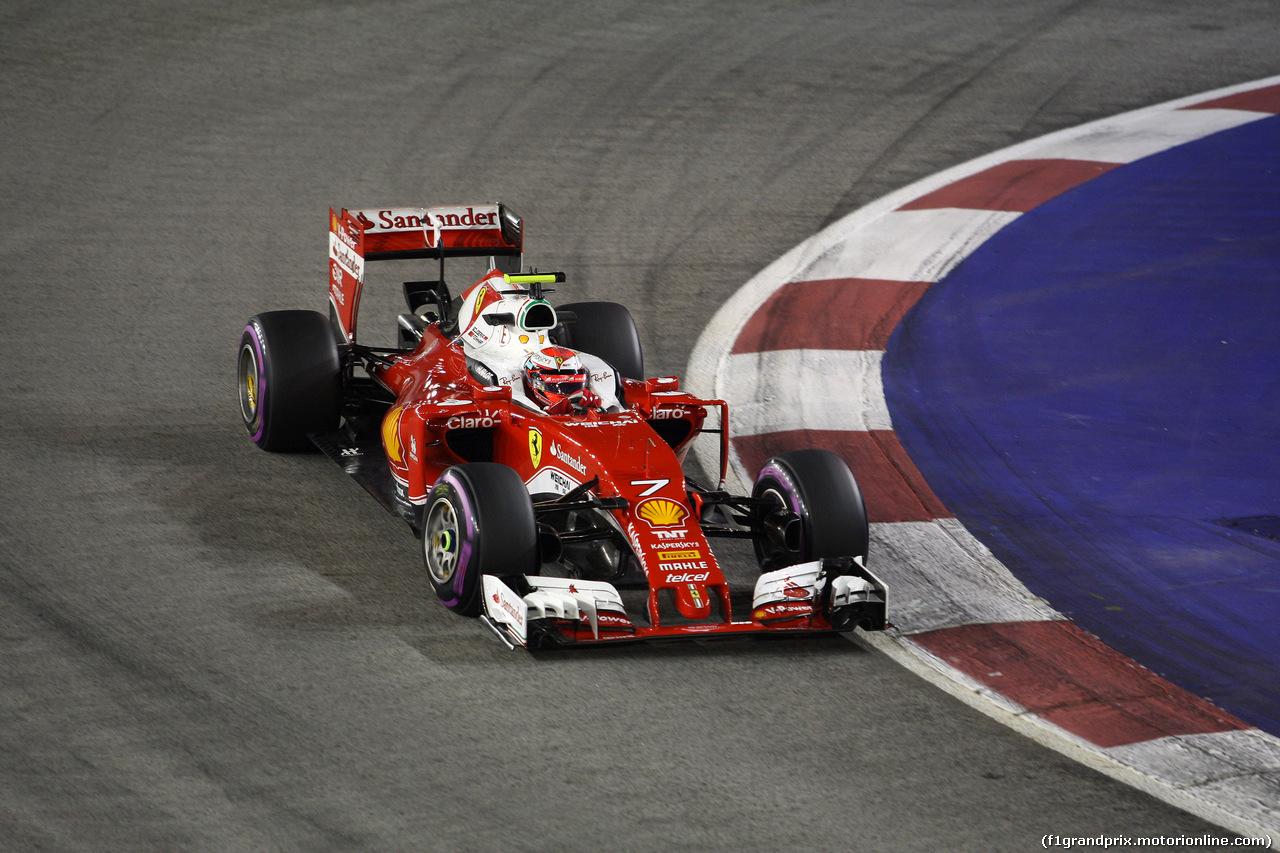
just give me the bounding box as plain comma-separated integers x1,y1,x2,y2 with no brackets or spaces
523,346,588,410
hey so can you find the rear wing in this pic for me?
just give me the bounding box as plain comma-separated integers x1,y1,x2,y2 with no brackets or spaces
328,203,523,343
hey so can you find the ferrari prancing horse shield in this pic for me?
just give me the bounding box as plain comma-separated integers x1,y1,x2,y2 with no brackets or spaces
528,427,543,468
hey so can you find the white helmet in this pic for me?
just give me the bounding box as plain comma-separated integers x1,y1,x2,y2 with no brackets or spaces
457,272,556,356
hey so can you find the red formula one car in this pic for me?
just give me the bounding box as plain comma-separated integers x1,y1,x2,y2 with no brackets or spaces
237,203,886,648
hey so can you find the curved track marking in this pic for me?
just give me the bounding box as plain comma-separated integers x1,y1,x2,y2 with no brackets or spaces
689,76,1280,837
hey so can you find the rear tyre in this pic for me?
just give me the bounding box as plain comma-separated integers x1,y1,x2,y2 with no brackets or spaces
553,301,644,379
422,463,538,617
752,449,869,573
238,311,341,452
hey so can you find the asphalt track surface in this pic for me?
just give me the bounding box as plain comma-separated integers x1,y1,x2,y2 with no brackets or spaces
3,3,1279,850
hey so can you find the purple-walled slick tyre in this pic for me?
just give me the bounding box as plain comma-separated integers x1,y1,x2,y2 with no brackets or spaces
422,464,538,617
237,311,340,452
752,449,869,573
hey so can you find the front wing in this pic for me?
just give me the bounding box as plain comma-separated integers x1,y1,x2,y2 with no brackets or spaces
479,558,887,649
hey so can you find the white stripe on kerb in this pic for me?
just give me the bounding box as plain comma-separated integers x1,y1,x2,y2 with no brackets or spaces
870,519,1064,634
1106,729,1280,788
1106,729,1280,832
789,208,1021,284
1029,108,1273,164
722,349,892,435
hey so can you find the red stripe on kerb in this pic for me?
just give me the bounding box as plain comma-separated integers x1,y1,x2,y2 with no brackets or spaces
733,430,952,523
912,622,1249,748
732,279,933,353
1183,83,1280,114
897,159,1120,213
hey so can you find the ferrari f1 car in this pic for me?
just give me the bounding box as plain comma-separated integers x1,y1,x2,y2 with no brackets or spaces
237,203,886,648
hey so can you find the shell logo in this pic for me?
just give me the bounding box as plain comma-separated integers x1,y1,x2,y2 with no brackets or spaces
382,406,405,464
637,498,687,528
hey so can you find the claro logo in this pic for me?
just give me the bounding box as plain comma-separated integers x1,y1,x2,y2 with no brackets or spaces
446,414,497,429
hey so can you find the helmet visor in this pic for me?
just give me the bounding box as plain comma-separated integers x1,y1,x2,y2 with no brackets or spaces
535,369,586,397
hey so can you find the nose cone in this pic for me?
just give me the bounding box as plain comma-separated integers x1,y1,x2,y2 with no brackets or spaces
674,583,713,621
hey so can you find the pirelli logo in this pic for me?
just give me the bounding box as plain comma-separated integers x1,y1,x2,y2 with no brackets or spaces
657,550,701,561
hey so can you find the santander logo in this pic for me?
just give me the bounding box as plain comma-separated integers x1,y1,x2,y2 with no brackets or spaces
549,441,587,475
358,206,499,232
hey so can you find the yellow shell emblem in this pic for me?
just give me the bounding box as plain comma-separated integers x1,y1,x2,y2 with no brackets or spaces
637,498,687,528
528,428,543,468
382,406,405,464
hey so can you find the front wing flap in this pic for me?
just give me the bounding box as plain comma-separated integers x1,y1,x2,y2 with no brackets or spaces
481,575,635,649
751,557,887,633
480,558,886,649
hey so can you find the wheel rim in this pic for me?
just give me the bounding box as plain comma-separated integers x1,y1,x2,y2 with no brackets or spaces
237,342,261,430
424,498,460,585
756,484,803,570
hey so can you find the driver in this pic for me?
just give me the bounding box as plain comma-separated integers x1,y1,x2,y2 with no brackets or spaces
453,268,621,413
522,346,603,415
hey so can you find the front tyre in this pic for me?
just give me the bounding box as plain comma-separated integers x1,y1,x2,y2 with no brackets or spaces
752,449,869,573
238,311,340,452
422,463,538,617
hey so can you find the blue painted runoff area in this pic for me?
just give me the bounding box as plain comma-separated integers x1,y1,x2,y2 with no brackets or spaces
883,114,1280,735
